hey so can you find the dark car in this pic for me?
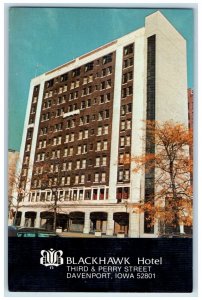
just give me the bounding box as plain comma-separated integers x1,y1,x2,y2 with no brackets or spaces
8,225,20,237
16,227,58,238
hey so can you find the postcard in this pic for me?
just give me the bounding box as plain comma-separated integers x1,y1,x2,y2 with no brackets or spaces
8,6,194,293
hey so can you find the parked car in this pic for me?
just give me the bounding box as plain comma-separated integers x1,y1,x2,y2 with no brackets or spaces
8,225,20,237
16,227,59,238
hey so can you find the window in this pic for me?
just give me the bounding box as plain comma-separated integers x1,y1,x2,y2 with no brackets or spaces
106,93,111,101
67,176,70,185
124,59,128,68
103,141,108,150
121,105,126,116
84,130,88,139
127,103,132,113
64,148,68,157
61,177,65,185
120,137,125,147
75,79,80,87
124,44,134,55
77,146,82,155
105,79,110,89
105,110,109,119
128,71,133,80
98,127,102,136
121,121,125,130
83,77,88,84
88,86,92,94
83,144,87,153
82,159,86,169
53,137,57,145
97,142,101,151
68,162,72,170
122,88,127,98
118,170,124,181
104,125,108,135
69,93,74,100
101,173,106,182
60,73,68,82
81,175,85,184
72,68,80,77
65,134,69,143
102,156,107,166
101,81,105,90
94,173,99,183
82,88,86,96
57,150,60,158
128,86,133,95
103,53,112,64
125,170,130,181
76,160,80,169
119,154,124,164
102,68,106,77
100,95,104,104
75,175,79,184
26,144,31,151
85,62,94,72
81,101,85,109
107,66,112,75
98,111,103,121
69,147,73,156
123,73,127,84
126,136,131,146
58,136,62,144
62,163,67,171
85,115,90,124
79,131,83,140
87,99,91,107
71,133,74,142
126,119,131,129
96,157,100,167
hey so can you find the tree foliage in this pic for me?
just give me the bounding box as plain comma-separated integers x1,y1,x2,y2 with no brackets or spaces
132,121,193,232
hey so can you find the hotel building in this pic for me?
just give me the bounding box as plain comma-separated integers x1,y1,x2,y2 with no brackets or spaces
10,11,188,237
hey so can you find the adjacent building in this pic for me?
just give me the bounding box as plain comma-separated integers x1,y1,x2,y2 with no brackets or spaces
11,11,188,237
188,88,193,131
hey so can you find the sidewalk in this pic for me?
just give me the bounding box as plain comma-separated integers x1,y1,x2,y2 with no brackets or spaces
58,232,116,238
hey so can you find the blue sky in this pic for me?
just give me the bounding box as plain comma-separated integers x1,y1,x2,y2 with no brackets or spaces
8,7,194,151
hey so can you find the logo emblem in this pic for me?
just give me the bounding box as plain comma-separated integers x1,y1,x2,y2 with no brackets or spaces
40,248,64,269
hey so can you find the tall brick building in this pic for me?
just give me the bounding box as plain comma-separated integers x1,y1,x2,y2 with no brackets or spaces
11,11,188,237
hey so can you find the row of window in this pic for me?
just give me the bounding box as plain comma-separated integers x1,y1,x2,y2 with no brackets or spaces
42,100,111,122
45,54,113,89
44,78,112,100
42,140,109,159
29,187,131,202
32,152,128,175
32,172,107,188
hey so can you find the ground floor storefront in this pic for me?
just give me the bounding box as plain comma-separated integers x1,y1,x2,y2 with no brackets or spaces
9,203,155,237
